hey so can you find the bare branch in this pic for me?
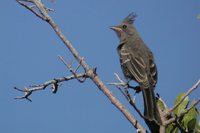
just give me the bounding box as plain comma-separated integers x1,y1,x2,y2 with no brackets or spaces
167,79,200,115
58,55,86,83
109,73,144,118
114,73,126,85
108,73,139,91
44,7,55,12
14,73,87,101
14,87,33,102
126,89,144,118
16,0,146,132
16,0,47,20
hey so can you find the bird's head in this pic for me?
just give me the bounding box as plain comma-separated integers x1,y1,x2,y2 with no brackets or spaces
111,13,137,43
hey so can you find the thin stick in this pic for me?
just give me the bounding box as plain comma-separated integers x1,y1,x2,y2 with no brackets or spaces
14,73,86,101
164,98,200,126
168,80,200,114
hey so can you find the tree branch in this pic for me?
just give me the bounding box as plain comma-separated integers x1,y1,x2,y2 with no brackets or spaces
164,97,200,126
58,55,86,83
109,73,144,118
167,79,200,116
14,73,87,101
16,0,47,21
16,0,146,132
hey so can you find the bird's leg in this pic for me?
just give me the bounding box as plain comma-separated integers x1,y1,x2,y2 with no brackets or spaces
126,80,141,93
129,85,141,93
108,73,144,118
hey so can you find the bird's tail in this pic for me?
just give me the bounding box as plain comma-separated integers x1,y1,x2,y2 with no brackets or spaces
142,87,162,132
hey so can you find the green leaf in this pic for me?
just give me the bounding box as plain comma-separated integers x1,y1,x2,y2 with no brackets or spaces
166,123,178,133
157,98,166,111
173,93,189,115
182,102,198,132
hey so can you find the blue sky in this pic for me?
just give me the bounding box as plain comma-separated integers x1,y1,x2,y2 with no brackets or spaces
1,0,200,132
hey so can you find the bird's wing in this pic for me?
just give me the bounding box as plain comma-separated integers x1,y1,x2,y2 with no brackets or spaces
124,53,148,86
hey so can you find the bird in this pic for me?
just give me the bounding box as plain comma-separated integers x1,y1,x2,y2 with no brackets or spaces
111,13,162,132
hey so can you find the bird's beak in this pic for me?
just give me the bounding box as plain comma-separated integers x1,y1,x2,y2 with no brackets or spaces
110,26,122,33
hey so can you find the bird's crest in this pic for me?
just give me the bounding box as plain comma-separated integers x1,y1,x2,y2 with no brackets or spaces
123,12,137,24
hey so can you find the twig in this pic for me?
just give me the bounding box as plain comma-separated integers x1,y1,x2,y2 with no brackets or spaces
167,79,200,116
14,87,33,102
16,0,47,20
108,73,135,89
176,120,187,133
114,73,126,85
125,89,144,118
118,87,129,100
44,7,55,12
14,73,87,101
109,73,144,118
58,55,86,83
164,97,200,126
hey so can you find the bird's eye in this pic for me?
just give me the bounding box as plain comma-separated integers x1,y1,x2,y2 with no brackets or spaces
122,25,127,29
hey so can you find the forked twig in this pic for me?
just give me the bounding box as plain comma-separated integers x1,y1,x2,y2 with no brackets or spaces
58,55,87,83
16,0,47,20
14,73,87,102
14,87,33,102
109,73,144,118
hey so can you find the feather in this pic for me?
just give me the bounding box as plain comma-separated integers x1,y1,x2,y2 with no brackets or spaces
123,12,137,24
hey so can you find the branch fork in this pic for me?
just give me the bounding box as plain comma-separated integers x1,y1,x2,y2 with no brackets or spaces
109,73,144,118
16,0,55,21
58,55,87,83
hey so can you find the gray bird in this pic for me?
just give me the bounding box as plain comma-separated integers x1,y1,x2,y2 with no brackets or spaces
111,13,161,132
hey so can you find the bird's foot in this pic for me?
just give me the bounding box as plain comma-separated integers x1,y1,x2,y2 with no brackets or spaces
128,85,141,93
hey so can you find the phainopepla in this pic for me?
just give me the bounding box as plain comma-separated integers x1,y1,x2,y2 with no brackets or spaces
111,13,162,132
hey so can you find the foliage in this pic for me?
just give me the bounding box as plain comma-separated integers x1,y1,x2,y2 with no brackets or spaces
165,93,199,133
